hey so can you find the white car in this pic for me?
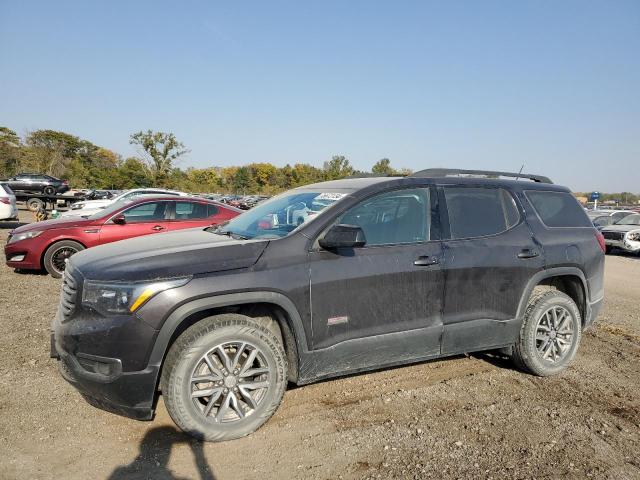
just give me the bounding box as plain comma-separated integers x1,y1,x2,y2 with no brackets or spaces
0,183,18,220
60,188,189,218
601,213,640,255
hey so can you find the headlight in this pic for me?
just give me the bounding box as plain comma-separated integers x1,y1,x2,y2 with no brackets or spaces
8,230,43,244
71,203,84,210
627,230,640,242
81,277,191,315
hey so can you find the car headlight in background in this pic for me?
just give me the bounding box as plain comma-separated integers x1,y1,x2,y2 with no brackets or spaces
8,230,43,244
627,230,640,242
81,277,191,315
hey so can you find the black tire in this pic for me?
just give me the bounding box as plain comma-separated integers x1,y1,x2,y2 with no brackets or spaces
27,198,44,212
605,245,613,254
43,186,55,195
511,287,582,376
43,240,85,278
161,313,287,442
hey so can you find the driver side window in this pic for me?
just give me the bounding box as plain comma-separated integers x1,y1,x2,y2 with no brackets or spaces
335,188,431,246
122,201,169,223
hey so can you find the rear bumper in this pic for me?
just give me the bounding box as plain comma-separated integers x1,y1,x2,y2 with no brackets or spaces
585,297,604,329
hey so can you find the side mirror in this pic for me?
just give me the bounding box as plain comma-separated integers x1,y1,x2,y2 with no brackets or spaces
112,214,126,225
319,224,366,250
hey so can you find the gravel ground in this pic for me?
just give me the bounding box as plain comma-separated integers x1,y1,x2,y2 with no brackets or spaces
0,209,639,480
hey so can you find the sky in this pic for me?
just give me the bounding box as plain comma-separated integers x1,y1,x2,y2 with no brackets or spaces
1,0,639,192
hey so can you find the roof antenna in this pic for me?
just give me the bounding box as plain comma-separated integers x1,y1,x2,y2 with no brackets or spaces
515,164,524,181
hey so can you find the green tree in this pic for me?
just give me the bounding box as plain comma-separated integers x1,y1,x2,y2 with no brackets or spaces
371,158,395,175
25,129,83,176
129,130,189,186
0,127,23,177
323,155,354,180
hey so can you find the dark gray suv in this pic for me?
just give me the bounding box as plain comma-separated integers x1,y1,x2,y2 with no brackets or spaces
51,169,605,441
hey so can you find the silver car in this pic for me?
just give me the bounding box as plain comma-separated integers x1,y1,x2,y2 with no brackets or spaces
601,213,640,254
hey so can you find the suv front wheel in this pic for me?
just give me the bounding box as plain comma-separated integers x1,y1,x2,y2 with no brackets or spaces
512,288,582,376
161,314,288,442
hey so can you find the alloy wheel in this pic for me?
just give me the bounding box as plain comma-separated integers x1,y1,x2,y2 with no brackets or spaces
51,247,78,274
190,341,270,423
535,306,575,363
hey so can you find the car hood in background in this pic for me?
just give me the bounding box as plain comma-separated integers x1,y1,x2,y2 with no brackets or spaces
69,228,269,281
601,225,640,233
74,199,114,208
11,216,93,233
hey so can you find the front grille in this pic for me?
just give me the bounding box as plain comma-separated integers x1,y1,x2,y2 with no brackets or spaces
603,231,624,241
59,268,78,321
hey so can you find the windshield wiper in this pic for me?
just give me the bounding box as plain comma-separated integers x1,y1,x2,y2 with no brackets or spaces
207,227,250,240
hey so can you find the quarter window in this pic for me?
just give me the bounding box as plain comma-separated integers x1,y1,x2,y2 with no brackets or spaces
335,188,431,246
444,187,520,239
525,191,592,228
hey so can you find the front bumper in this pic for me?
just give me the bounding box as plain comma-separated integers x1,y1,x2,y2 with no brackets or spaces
52,274,162,421
604,237,640,253
53,335,158,420
4,240,42,269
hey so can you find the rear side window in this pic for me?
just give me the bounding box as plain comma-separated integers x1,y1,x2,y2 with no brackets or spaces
207,204,219,216
444,187,520,239
526,191,592,228
174,201,209,220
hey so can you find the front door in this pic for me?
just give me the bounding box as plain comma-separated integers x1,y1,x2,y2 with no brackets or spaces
308,187,444,367
99,200,171,244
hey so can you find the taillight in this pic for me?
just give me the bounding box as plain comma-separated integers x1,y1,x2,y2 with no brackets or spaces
595,231,606,253
0,198,10,205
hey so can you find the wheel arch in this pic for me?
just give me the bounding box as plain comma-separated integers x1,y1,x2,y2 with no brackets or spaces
41,237,88,269
517,268,589,326
150,292,309,387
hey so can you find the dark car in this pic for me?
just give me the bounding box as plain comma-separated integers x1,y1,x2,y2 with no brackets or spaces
5,196,241,278
51,169,605,442
4,173,70,195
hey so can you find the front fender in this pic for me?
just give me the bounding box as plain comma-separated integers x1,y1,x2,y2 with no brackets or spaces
145,291,310,369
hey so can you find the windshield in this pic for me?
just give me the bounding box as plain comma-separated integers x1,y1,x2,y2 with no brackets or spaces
212,191,347,239
615,214,640,226
86,199,135,220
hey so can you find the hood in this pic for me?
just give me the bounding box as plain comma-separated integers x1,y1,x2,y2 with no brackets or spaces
75,199,113,208
601,224,640,233
11,216,92,233
69,228,269,281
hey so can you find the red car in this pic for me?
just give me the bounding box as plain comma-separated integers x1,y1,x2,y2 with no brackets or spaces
5,196,241,278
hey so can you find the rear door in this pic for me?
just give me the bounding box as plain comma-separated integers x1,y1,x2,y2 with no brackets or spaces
98,200,171,244
439,185,545,354
166,200,231,231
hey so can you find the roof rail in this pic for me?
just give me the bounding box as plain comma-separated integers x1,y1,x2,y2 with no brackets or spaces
409,168,552,184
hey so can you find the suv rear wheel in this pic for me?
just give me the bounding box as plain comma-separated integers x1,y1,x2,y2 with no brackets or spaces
511,288,582,376
162,314,287,442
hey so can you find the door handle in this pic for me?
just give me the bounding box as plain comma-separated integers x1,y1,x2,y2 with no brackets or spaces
518,248,539,259
414,256,439,266
152,225,165,231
